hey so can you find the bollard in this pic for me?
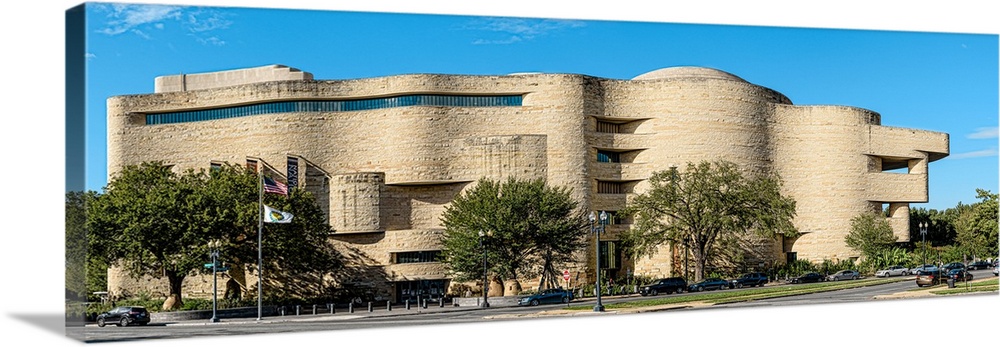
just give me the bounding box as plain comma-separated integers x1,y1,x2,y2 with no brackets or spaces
313,304,317,315
406,299,411,310
367,301,373,313
296,305,301,315
348,302,354,313
280,306,286,316
422,298,428,309
387,301,392,311
329,303,335,314
440,298,445,308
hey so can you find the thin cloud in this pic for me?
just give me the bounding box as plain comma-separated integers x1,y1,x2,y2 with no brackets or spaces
93,4,232,46
948,148,998,160
967,127,999,139
95,4,182,35
465,17,586,45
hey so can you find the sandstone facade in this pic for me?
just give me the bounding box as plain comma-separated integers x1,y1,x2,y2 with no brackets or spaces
105,65,948,301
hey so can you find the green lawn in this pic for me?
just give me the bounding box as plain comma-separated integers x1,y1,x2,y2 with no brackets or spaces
563,276,912,310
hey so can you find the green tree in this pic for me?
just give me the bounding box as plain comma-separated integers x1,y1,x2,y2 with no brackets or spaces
620,161,798,281
954,189,999,259
88,162,339,310
439,177,588,295
845,212,898,259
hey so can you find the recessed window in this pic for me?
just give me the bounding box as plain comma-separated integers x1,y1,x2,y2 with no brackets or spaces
597,150,621,163
597,181,625,194
394,251,442,264
596,120,622,133
145,95,524,125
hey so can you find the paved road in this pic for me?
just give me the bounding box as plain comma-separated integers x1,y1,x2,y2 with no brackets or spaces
72,268,997,343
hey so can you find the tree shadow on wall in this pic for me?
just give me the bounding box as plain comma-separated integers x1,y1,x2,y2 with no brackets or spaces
325,244,391,304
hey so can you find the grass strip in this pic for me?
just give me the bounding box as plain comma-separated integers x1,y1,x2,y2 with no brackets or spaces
930,285,998,295
562,277,909,310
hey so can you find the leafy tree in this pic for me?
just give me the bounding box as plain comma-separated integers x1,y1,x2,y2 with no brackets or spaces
954,189,998,258
440,177,588,295
620,161,798,281
909,206,959,247
845,212,897,259
88,162,339,310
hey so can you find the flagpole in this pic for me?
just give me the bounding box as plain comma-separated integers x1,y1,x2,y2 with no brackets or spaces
257,168,263,321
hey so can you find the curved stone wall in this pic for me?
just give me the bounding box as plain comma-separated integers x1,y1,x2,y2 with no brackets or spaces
106,66,949,299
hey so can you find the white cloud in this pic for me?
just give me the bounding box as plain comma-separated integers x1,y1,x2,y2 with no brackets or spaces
96,4,182,35
84,53,96,60
968,127,999,139
465,17,586,44
948,148,998,160
94,4,232,46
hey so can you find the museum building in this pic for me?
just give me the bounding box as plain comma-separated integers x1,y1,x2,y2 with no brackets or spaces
106,64,949,302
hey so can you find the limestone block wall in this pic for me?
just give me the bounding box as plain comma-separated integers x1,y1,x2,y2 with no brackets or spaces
105,65,949,299
154,64,313,93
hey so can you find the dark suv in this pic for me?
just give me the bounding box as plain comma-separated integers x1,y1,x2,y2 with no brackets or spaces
97,306,150,327
639,277,687,296
730,272,769,288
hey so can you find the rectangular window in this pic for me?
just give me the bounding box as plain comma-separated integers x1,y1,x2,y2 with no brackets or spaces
596,120,621,133
596,150,621,163
599,241,620,269
597,181,625,194
210,162,222,171
602,211,627,225
246,159,258,173
394,251,442,264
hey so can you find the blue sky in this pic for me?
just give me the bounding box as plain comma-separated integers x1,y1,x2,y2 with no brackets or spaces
80,2,998,211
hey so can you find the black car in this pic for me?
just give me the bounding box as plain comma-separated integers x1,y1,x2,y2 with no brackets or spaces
967,261,991,270
946,268,973,282
96,306,150,327
788,272,825,284
639,277,687,296
730,272,769,288
688,278,730,292
518,288,573,306
942,262,966,271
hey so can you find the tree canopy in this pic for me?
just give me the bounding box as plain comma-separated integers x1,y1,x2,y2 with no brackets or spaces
439,177,589,295
87,162,339,309
620,161,798,281
954,189,998,258
845,212,898,259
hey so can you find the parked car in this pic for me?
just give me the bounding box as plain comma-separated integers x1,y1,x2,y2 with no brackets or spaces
966,261,991,270
688,278,730,292
730,272,769,288
946,269,973,282
915,269,942,287
942,262,966,272
827,270,861,281
909,264,938,275
96,306,150,327
518,288,573,306
639,277,687,296
875,265,909,277
788,272,825,284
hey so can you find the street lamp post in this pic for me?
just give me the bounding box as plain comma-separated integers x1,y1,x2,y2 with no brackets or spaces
919,222,928,267
209,240,221,323
589,211,607,312
478,230,490,308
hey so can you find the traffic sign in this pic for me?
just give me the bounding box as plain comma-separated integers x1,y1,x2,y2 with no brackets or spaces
563,270,571,281
204,263,215,268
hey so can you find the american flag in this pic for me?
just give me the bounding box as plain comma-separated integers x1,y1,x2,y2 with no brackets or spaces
263,176,288,195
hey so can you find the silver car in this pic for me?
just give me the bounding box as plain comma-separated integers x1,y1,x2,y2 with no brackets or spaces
827,270,860,281
875,265,909,277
